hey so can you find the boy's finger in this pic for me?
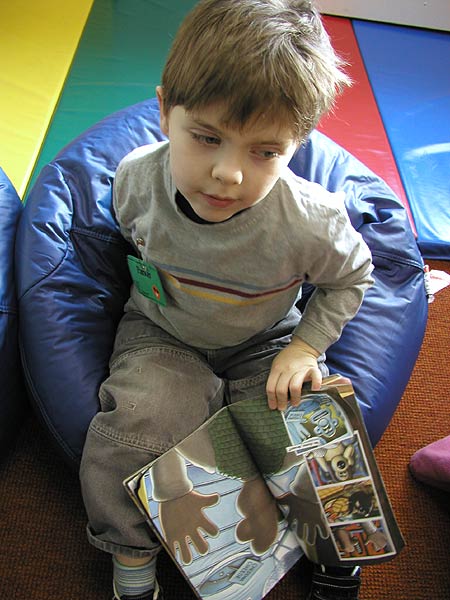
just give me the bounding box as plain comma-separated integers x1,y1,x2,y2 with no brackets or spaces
273,373,292,411
309,368,323,391
288,372,305,406
266,372,279,410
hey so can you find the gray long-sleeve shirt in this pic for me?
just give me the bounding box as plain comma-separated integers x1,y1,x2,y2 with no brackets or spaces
114,142,374,353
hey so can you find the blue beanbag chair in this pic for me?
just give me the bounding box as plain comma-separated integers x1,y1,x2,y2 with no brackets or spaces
0,168,26,455
15,98,428,467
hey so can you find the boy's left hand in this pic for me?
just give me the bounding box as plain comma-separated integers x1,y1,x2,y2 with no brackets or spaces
266,336,322,411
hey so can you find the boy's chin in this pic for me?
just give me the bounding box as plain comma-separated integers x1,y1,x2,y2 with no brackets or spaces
190,203,237,223
197,211,235,223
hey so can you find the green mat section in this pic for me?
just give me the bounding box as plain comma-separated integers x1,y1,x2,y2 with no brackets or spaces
28,0,197,195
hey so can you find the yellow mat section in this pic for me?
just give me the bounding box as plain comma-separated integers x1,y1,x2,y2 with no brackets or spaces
0,0,93,198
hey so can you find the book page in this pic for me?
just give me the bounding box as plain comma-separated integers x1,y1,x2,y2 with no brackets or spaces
261,383,404,566
125,405,302,599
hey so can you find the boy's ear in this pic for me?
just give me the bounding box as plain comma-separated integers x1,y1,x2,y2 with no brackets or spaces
156,86,169,136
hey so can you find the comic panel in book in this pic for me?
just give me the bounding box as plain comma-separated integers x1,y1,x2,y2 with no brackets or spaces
304,431,398,562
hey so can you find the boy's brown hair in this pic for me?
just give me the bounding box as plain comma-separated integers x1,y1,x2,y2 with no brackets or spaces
160,0,350,141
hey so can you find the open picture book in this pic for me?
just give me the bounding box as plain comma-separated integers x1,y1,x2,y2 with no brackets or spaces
124,375,404,599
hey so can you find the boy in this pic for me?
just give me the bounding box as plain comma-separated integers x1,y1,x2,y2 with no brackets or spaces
80,1,374,599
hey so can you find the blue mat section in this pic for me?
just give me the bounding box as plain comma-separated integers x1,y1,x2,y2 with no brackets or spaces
354,20,450,260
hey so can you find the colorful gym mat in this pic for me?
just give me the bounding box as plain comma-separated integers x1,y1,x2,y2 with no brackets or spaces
354,20,450,260
28,0,197,192
318,17,412,226
5,0,449,258
0,0,94,198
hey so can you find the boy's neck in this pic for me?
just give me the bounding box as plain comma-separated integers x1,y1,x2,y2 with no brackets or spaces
175,191,248,224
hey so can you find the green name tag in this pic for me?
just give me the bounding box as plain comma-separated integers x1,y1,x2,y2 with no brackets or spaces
127,255,167,306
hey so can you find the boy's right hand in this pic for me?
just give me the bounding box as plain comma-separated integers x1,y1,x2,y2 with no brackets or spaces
266,336,322,411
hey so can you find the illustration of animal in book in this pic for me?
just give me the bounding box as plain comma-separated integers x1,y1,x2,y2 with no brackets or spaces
125,376,403,599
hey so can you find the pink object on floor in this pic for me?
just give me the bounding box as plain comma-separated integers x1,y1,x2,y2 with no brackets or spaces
409,435,450,492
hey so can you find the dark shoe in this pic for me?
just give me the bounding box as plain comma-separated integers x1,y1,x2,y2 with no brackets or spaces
113,579,163,600
307,565,361,600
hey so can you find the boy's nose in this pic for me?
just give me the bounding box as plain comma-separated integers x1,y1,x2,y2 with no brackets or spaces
211,156,243,185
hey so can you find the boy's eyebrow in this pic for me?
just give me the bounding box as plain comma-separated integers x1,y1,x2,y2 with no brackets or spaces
189,116,222,134
190,116,293,148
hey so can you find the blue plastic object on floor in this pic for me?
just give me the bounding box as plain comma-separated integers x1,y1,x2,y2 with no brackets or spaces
354,20,450,260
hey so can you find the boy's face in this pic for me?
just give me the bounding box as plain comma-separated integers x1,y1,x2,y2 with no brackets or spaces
157,89,298,223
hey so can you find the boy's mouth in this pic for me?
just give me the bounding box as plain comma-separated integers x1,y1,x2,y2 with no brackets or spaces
201,193,237,208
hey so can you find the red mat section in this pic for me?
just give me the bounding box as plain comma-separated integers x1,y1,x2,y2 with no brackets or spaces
318,16,415,231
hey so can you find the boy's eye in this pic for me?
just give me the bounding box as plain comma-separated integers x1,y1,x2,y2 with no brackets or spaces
255,149,280,160
191,132,221,146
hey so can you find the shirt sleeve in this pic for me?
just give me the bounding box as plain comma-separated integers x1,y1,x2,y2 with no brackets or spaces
293,196,374,354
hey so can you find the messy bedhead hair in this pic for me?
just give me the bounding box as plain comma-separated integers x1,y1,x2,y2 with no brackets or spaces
160,0,350,141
